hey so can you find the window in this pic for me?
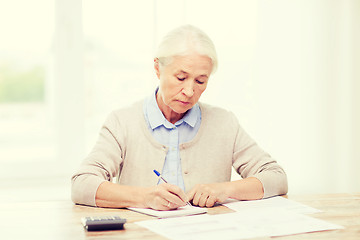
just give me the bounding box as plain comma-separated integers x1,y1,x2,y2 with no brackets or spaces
0,1,56,178
82,0,156,149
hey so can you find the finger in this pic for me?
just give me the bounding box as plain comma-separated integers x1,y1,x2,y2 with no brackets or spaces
161,184,187,206
152,197,172,211
156,184,186,207
198,194,209,207
186,188,196,203
166,201,178,210
205,195,217,208
158,201,172,210
165,193,186,208
192,191,203,206
166,184,189,203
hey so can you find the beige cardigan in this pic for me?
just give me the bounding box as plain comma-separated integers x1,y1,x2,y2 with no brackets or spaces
71,101,288,207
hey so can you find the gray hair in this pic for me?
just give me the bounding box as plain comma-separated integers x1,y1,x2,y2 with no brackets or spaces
155,25,218,73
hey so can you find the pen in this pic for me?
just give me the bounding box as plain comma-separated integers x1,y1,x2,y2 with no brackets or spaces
153,169,192,206
153,169,168,183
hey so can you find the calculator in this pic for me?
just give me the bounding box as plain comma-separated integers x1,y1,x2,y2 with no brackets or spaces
81,216,127,231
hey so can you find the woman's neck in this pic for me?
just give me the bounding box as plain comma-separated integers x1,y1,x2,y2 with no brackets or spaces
156,93,185,124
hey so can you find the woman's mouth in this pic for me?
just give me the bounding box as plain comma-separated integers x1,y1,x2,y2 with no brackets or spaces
177,100,190,106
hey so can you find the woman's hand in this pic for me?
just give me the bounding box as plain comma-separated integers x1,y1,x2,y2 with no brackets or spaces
143,183,188,210
187,182,231,208
95,178,263,209
187,178,264,208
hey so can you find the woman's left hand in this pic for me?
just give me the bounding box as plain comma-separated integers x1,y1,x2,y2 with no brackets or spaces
187,182,231,208
187,178,265,208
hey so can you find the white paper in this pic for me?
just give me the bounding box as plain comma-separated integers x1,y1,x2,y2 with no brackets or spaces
128,205,207,218
224,196,321,214
214,209,343,238
137,214,250,240
136,198,343,240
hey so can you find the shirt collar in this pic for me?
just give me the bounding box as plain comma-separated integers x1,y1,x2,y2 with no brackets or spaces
146,88,199,130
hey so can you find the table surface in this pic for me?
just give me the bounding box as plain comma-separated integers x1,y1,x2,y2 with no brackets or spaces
0,193,359,240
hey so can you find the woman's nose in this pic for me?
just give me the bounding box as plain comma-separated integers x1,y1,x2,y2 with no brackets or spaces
182,80,194,97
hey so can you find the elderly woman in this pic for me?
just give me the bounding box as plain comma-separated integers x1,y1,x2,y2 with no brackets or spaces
71,25,288,210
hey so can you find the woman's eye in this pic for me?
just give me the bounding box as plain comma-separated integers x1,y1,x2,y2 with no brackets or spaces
196,80,204,84
177,77,185,81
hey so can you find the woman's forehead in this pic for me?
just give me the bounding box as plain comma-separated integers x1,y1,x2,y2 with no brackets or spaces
166,54,213,75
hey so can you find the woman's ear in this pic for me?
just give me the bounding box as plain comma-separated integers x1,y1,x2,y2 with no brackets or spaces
154,58,160,79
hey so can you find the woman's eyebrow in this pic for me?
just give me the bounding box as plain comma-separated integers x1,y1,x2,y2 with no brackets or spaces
176,70,209,79
179,70,208,77
198,74,209,79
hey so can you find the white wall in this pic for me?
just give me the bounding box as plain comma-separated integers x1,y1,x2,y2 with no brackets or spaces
223,0,359,194
157,0,360,194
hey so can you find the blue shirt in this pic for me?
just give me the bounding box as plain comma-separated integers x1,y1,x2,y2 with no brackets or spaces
143,88,201,191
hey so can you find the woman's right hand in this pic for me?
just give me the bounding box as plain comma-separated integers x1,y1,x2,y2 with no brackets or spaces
143,183,188,210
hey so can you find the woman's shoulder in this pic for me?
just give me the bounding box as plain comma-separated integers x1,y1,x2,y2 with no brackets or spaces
197,102,241,141
199,102,237,120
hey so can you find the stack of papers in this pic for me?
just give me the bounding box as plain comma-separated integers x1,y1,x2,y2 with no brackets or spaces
128,205,207,218
223,196,321,214
135,197,343,240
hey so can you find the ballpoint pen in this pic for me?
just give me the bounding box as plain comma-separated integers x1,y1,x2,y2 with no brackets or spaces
153,169,168,183
153,169,192,206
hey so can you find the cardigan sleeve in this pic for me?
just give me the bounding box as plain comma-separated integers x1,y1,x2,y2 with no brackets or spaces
71,111,125,207
230,113,288,198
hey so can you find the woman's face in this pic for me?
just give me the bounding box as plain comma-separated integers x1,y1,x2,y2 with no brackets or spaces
154,54,213,122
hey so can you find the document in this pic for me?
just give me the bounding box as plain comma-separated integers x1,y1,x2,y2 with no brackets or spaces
214,209,343,238
137,214,245,240
137,208,343,240
136,197,343,240
128,205,207,218
224,196,321,214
